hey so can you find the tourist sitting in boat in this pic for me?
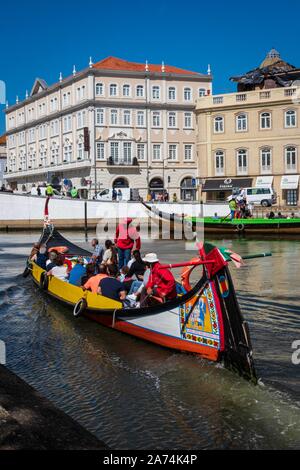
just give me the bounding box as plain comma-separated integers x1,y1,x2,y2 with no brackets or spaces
126,250,146,280
268,211,275,219
45,251,58,272
35,245,48,270
119,266,134,293
101,239,118,266
276,211,287,219
212,212,219,220
91,238,104,267
143,253,177,304
29,243,40,261
97,264,127,302
68,257,87,287
82,264,108,293
47,254,68,281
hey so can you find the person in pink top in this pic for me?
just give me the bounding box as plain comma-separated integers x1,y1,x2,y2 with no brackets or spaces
115,218,141,269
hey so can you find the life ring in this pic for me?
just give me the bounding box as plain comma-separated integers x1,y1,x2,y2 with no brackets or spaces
48,246,68,254
39,271,49,290
73,298,87,317
181,257,200,292
236,223,245,232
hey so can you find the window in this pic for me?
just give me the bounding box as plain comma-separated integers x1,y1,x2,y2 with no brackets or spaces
77,141,84,160
236,113,247,132
96,142,105,160
137,143,145,160
39,124,47,140
110,142,119,162
123,84,130,97
110,84,117,96
96,83,104,96
19,150,26,170
168,144,177,161
63,92,71,107
76,86,86,101
39,145,47,166
168,87,176,100
63,115,72,132
123,142,132,163
77,110,86,128
50,144,59,165
168,112,176,128
260,112,271,129
285,146,297,172
152,111,161,127
50,120,59,137
260,147,272,173
152,144,161,161
123,110,131,126
184,144,193,160
96,108,105,126
28,148,36,168
137,111,145,127
63,142,72,162
215,150,224,175
184,87,192,101
237,149,248,174
50,97,58,112
136,85,144,97
285,110,296,128
184,112,192,128
152,86,160,100
110,109,118,125
214,116,224,133
28,128,35,143
198,88,206,97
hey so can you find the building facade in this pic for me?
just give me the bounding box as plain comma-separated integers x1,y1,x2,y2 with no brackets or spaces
0,134,7,187
4,56,212,200
196,50,300,206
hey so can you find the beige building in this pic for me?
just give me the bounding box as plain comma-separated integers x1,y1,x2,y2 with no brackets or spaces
196,50,300,206
4,56,212,200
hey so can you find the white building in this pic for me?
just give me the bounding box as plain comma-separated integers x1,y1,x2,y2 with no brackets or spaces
0,134,6,187
4,56,212,200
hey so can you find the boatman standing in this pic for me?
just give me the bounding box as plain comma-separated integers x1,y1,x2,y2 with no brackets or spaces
115,218,141,269
46,183,54,196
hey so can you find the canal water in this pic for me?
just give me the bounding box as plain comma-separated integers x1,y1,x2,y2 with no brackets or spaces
0,231,299,449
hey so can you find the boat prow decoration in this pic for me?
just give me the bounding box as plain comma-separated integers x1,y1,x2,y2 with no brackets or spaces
25,198,259,384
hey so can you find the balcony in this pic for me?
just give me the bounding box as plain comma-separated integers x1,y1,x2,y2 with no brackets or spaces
5,158,92,179
107,157,139,166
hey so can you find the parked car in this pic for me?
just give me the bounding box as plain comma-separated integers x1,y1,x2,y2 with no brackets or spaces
94,188,131,201
227,187,277,207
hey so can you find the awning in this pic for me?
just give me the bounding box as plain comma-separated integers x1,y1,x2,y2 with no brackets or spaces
255,176,273,187
202,178,253,192
280,175,299,190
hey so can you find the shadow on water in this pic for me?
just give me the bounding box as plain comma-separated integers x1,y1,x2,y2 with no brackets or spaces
0,232,299,449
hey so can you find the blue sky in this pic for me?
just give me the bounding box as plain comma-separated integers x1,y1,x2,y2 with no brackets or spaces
0,0,299,134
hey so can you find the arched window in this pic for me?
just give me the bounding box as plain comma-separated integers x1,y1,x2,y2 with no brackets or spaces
63,140,72,163
236,149,248,174
180,177,196,201
236,113,247,132
285,146,297,172
123,84,130,97
113,177,129,188
285,110,296,128
198,88,206,97
184,87,192,101
260,112,271,129
95,83,104,96
168,111,176,128
136,85,144,97
50,142,59,165
215,150,224,175
214,116,224,133
150,177,163,189
109,84,117,96
260,147,272,173
168,87,176,100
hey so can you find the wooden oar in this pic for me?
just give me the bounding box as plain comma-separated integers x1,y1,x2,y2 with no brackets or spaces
221,212,231,223
241,252,272,260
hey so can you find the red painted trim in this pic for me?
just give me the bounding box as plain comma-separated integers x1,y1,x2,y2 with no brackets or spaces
210,280,225,352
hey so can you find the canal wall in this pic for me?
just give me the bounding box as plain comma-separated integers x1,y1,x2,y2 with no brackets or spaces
0,364,107,450
0,193,229,230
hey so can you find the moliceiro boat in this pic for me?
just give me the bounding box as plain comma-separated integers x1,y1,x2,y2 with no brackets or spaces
143,202,300,236
24,200,260,383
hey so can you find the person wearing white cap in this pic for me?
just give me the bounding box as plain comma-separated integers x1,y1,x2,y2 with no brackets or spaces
143,253,176,302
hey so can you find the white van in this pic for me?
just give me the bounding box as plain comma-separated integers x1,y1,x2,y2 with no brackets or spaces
229,187,277,206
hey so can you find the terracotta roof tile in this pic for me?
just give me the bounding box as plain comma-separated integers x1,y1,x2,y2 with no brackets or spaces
93,56,200,76
0,134,6,145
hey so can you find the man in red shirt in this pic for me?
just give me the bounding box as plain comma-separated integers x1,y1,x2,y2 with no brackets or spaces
115,218,141,269
143,253,177,302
